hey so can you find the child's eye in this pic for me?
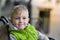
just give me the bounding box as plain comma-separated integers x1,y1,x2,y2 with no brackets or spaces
23,17,26,19
15,18,19,19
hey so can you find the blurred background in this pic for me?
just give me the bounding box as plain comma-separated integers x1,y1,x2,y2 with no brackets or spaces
0,0,60,40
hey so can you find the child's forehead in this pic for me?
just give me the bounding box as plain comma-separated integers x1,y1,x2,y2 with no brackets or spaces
12,9,29,17
15,11,28,16
13,9,29,15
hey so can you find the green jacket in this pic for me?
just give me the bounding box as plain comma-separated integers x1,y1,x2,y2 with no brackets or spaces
9,24,38,40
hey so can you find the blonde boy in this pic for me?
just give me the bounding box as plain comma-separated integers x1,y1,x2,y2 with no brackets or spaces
9,5,49,40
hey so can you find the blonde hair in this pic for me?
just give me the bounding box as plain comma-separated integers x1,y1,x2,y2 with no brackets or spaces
10,5,29,18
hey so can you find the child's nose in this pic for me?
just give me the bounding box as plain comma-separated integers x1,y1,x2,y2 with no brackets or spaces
19,18,23,22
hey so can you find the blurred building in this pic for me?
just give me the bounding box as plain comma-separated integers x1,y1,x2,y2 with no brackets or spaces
31,0,60,40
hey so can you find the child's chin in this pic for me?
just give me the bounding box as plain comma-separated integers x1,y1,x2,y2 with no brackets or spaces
19,27,25,29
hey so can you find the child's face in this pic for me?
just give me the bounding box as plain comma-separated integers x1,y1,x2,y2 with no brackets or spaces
11,10,29,29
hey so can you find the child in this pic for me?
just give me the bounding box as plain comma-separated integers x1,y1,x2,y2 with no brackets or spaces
9,5,49,40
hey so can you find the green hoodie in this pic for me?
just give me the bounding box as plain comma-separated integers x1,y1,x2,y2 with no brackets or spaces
9,24,38,40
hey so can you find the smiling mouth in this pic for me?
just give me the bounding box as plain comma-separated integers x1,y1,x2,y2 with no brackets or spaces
18,24,24,26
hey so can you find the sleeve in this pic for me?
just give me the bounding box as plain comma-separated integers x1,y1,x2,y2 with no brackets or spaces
10,34,17,40
37,31,49,40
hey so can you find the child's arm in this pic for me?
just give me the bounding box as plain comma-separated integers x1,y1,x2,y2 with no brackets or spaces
10,34,17,40
37,31,49,40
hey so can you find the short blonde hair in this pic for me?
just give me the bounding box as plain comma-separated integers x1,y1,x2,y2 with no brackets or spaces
10,5,29,18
